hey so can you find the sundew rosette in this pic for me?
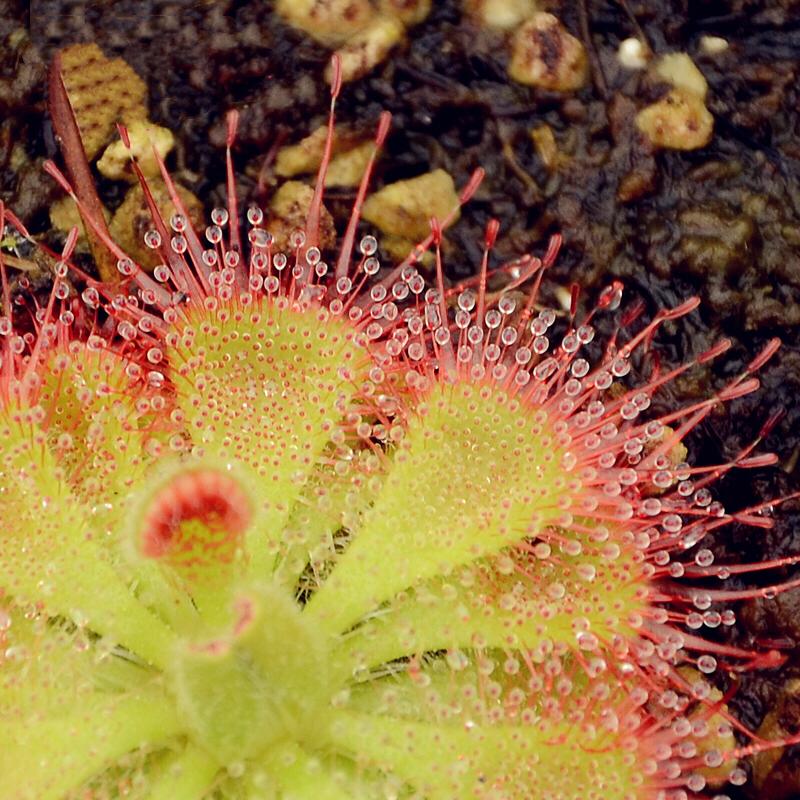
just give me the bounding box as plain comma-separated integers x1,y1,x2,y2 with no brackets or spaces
1,57,799,800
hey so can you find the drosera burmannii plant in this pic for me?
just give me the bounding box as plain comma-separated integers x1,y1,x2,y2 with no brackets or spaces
2,55,800,800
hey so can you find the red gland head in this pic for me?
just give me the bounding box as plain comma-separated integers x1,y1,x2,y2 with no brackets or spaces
138,468,253,568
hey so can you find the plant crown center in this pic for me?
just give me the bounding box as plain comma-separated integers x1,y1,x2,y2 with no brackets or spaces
170,581,331,765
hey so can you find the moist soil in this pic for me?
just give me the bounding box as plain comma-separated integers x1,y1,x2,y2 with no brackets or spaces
2,1,800,797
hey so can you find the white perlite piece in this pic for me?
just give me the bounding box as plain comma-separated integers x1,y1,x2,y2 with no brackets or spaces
274,0,374,47
325,14,406,84
617,37,649,70
97,121,175,182
361,169,459,241
636,53,713,150
636,89,713,150
508,13,588,92
700,35,729,55
463,0,538,30
654,53,708,101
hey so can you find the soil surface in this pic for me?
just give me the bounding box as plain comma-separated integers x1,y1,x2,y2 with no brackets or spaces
2,1,800,797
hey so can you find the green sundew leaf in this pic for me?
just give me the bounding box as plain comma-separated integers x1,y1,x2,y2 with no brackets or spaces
69,744,158,800
331,546,644,681
37,347,159,509
142,744,220,800
260,741,366,800
276,449,386,591
168,300,371,577
0,604,154,729
0,688,183,800
1,606,97,718
343,656,606,725
329,708,639,800
306,382,570,635
223,768,278,800
0,412,175,667
336,660,644,797
239,741,409,799
34,349,197,631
